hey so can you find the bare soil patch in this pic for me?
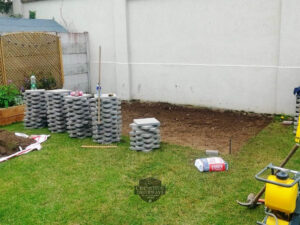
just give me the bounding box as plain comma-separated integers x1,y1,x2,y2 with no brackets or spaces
0,130,35,157
122,101,272,153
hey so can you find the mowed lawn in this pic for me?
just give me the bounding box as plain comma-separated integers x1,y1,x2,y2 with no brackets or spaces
0,122,299,225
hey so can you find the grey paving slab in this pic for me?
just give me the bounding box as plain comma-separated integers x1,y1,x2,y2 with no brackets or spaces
129,118,161,152
89,94,122,144
64,94,92,138
24,89,47,129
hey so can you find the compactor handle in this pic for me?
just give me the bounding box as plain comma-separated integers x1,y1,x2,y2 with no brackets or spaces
257,211,279,225
255,163,300,188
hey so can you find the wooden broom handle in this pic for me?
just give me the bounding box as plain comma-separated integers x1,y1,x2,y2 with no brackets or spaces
98,46,101,124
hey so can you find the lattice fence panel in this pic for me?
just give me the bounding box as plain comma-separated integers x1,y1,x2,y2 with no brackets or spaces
0,32,63,89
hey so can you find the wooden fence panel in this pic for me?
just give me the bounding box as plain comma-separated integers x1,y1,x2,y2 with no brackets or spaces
0,32,63,89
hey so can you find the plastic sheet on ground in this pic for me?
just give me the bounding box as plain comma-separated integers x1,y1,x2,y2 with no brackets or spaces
0,133,50,163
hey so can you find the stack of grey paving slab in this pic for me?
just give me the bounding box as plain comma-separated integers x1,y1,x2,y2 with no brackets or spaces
129,118,161,152
89,93,122,144
294,95,300,134
46,89,70,133
24,89,47,128
64,94,92,138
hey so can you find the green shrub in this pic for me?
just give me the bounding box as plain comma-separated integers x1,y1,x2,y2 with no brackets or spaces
29,10,36,19
38,74,56,90
24,73,57,90
0,0,12,14
0,82,21,108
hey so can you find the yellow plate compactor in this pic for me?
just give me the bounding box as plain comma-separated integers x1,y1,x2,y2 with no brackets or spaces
255,164,300,225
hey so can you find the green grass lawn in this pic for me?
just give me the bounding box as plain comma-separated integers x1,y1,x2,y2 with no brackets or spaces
0,122,299,225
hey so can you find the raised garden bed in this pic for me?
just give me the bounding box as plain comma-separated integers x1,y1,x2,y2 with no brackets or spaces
0,105,25,126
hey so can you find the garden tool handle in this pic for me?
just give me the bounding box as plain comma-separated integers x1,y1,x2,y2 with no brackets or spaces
98,46,101,124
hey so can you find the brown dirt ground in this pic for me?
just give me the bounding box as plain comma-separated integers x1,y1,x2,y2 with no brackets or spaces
122,101,272,153
0,130,35,157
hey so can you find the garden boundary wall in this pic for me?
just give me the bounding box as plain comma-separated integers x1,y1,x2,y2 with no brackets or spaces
58,32,90,92
13,0,300,114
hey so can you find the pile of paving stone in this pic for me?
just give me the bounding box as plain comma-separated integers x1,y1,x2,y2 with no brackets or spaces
24,89,47,129
294,94,300,134
64,94,92,138
46,89,70,133
129,118,161,152
89,94,122,144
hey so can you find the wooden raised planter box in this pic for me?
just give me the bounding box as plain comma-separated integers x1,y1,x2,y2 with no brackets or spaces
0,105,25,126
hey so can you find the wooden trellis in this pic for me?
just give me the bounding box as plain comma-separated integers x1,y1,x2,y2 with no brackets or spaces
0,32,64,89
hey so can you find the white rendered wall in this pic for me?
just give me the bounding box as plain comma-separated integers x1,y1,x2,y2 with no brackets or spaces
276,0,300,115
59,32,90,92
127,0,281,113
13,0,300,114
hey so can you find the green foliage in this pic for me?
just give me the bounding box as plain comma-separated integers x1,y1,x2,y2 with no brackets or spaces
0,83,20,108
29,10,36,19
0,0,12,14
38,74,56,90
24,73,57,90
274,114,293,122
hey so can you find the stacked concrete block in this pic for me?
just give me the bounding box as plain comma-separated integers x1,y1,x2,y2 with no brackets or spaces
89,94,122,144
294,95,300,134
129,118,161,152
46,89,70,133
64,94,92,138
24,89,47,128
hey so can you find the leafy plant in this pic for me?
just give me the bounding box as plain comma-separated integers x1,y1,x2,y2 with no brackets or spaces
29,10,36,19
0,0,12,14
24,73,57,90
0,82,21,108
38,74,56,90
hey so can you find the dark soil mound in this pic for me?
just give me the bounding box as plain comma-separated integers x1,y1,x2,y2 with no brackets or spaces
0,130,35,157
